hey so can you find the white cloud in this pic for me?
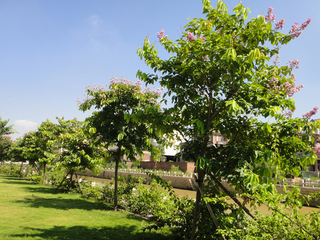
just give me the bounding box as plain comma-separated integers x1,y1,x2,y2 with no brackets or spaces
11,120,38,140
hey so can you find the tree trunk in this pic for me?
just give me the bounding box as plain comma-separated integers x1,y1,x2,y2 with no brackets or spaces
55,170,70,193
191,167,205,240
68,171,74,191
113,150,121,211
75,172,83,195
42,162,46,185
208,172,256,220
19,162,23,178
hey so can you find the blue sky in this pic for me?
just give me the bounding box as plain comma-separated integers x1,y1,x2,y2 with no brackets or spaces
1,0,319,139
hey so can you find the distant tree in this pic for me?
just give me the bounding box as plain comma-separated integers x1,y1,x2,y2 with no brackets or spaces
0,117,15,163
55,117,104,192
79,77,164,211
29,120,60,184
0,117,14,138
0,136,13,163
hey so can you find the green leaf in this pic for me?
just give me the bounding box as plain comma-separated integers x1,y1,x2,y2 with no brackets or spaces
117,133,124,141
89,127,96,134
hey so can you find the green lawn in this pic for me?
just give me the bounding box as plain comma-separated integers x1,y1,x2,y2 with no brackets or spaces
0,174,177,240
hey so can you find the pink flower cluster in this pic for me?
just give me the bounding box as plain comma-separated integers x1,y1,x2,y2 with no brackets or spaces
280,82,303,97
152,87,164,95
77,77,163,105
314,143,320,154
187,32,195,41
303,106,319,119
275,18,285,30
201,55,209,61
288,59,300,69
282,107,296,118
273,54,280,66
265,7,276,22
157,29,168,40
198,36,205,43
289,18,311,39
186,32,206,43
267,77,303,97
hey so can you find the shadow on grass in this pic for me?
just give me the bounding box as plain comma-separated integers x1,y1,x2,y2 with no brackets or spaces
11,225,179,240
23,186,62,194
0,175,36,186
14,195,112,211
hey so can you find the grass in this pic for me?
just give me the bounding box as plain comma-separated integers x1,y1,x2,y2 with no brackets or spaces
0,174,177,240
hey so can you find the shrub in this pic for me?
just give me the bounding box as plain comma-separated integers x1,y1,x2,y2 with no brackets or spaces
104,160,129,170
46,167,67,186
130,162,140,170
170,165,182,174
82,183,103,199
0,164,21,177
27,173,43,184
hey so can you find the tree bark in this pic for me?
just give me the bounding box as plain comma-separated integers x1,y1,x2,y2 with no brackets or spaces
113,150,121,211
19,162,23,178
67,171,74,191
42,162,46,185
55,170,70,193
208,172,256,220
191,168,205,240
75,172,83,195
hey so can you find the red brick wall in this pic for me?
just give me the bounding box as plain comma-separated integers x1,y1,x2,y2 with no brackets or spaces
138,161,195,173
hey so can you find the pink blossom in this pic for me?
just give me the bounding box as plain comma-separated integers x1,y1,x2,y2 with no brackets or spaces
288,59,300,69
289,19,311,39
275,18,285,30
314,143,320,154
187,32,195,41
198,36,205,43
157,29,165,39
302,106,319,119
265,7,276,22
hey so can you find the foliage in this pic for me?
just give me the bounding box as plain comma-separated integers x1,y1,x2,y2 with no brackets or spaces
54,117,104,192
0,135,13,162
82,183,103,199
104,160,129,170
0,164,20,176
15,120,61,184
219,186,320,239
170,165,182,174
0,117,14,163
0,117,14,137
46,166,68,187
27,173,43,184
79,77,165,210
138,0,316,237
101,175,143,202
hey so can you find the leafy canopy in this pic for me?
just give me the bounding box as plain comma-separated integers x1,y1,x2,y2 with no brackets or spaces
79,77,164,161
137,0,316,188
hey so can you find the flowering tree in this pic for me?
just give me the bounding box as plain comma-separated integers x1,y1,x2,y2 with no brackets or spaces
138,0,316,238
79,77,164,211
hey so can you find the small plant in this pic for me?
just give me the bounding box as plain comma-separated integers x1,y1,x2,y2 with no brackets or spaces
170,165,182,175
130,162,140,170
82,183,103,199
27,173,43,184
0,164,21,176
